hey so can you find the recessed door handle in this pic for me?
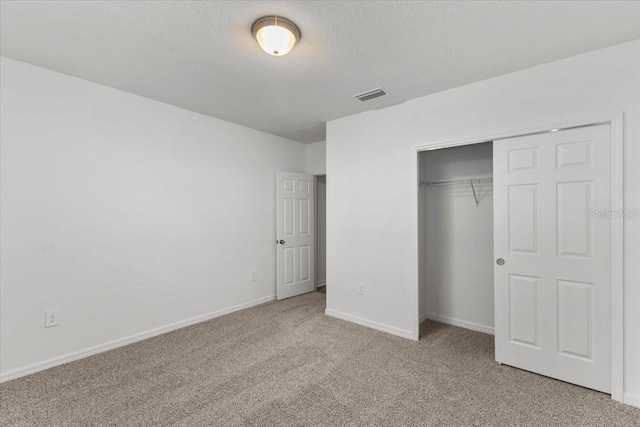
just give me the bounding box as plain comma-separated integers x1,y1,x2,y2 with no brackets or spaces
496,258,505,266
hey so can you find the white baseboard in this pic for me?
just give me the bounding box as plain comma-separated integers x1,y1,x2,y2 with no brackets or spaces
421,312,494,335
624,392,640,409
0,294,276,383
316,281,326,287
325,308,414,340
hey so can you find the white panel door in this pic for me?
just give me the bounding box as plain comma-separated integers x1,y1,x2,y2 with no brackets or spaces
494,125,611,393
276,171,315,300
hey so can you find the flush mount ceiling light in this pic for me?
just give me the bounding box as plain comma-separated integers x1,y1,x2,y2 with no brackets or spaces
252,16,301,56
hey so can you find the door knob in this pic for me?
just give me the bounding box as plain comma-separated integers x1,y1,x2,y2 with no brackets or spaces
496,258,505,266
278,240,285,245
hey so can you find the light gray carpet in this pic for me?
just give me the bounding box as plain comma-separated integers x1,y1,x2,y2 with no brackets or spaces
1,292,638,426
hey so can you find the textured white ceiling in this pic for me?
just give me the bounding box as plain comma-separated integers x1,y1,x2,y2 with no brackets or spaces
1,1,639,143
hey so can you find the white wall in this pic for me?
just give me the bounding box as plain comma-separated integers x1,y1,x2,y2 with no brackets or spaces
316,175,326,285
419,143,494,332
0,57,307,379
306,141,326,175
326,40,640,401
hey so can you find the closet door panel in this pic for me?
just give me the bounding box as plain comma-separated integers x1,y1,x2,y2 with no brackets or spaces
494,125,611,394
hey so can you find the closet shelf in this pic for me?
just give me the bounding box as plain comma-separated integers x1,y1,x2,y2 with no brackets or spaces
419,176,493,187
420,176,493,206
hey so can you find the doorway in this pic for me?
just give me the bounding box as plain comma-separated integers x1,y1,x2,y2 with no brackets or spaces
315,175,327,293
414,118,624,401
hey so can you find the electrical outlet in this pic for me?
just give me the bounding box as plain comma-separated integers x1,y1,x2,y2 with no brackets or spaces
358,282,365,295
250,271,257,282
45,310,60,328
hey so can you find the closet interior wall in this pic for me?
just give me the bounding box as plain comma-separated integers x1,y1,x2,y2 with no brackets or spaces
419,142,495,333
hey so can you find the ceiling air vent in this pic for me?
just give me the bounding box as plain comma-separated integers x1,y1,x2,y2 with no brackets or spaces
354,87,386,102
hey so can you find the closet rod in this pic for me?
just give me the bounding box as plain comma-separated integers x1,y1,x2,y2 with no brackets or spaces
419,176,493,187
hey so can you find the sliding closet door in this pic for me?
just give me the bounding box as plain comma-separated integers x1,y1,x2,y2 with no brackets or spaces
493,125,611,393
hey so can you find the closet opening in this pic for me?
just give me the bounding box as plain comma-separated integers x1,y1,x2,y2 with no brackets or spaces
413,119,624,399
418,141,494,336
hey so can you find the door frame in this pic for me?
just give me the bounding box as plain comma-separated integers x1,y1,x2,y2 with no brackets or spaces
313,174,326,291
410,113,624,402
